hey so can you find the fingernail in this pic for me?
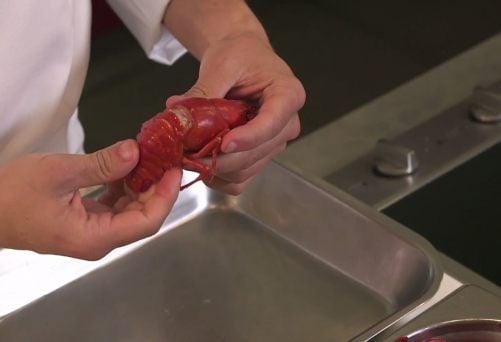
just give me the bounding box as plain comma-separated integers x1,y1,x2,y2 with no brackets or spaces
117,141,133,161
224,142,237,153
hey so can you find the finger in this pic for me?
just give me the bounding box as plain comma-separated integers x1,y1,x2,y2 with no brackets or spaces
213,143,284,184
89,168,182,251
110,169,181,240
183,59,237,99
221,79,304,153
212,140,281,175
165,95,185,108
98,180,126,207
204,177,253,196
61,140,139,190
214,116,298,173
82,198,113,213
205,144,283,195
112,195,132,211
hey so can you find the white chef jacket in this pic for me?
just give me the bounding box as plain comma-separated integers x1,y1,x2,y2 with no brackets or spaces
0,0,186,164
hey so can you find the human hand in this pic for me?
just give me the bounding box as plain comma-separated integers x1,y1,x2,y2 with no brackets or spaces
167,32,306,194
0,140,181,260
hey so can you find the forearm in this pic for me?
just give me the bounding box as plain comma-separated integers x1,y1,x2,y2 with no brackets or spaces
163,0,270,60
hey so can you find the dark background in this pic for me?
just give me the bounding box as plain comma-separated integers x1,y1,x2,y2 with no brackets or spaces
83,0,501,285
83,0,501,150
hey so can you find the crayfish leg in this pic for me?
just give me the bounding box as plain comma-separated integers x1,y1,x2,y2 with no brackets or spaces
187,128,229,159
182,129,229,189
180,157,213,190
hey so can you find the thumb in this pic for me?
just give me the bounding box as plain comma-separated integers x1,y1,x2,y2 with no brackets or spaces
64,139,139,189
165,78,228,107
180,63,235,100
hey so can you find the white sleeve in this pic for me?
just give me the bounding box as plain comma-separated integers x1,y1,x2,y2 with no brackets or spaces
106,0,187,65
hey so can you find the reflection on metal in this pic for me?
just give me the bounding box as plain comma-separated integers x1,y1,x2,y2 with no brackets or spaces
0,175,209,318
471,86,501,123
0,163,445,341
374,140,419,177
406,319,501,342
354,273,463,341
327,81,501,210
274,34,501,341
385,286,501,341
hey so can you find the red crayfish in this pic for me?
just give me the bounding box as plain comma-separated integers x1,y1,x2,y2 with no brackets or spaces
126,97,258,193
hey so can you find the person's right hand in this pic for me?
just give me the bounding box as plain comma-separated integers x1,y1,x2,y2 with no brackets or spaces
0,140,181,260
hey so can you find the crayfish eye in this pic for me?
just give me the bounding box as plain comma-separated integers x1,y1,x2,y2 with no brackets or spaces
170,106,192,133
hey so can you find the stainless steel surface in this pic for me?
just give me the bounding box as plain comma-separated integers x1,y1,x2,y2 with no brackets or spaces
278,33,501,180
0,163,443,341
353,274,463,341
374,140,419,177
272,34,501,341
327,82,501,210
471,86,501,123
385,286,501,341
438,252,501,299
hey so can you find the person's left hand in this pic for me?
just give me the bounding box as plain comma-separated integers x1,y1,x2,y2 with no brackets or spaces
167,32,306,195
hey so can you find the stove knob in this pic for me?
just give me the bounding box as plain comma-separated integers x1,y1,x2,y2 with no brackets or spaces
471,86,501,123
374,140,419,177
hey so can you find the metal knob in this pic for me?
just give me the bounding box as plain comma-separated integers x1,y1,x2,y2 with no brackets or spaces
373,140,419,177
470,86,501,123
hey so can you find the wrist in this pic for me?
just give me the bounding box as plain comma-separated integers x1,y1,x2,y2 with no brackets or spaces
210,29,272,54
163,0,270,60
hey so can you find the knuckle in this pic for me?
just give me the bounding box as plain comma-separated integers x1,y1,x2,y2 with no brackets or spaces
267,118,284,139
229,171,252,184
206,178,246,196
288,117,301,140
186,84,209,98
37,154,67,177
277,143,287,154
94,150,114,180
226,184,245,196
291,125,300,140
291,119,301,140
290,76,306,109
241,155,258,170
221,151,257,172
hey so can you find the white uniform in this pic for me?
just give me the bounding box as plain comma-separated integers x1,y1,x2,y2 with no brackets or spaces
0,0,185,164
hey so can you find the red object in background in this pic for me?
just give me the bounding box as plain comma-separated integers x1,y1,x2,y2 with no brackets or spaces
91,0,122,38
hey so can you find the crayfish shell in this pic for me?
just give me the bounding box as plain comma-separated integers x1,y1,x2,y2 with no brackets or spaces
125,97,258,193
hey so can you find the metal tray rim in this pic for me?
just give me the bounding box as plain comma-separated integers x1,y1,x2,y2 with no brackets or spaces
267,162,445,341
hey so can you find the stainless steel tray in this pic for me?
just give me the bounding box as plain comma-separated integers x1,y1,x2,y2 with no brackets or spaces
0,162,442,341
